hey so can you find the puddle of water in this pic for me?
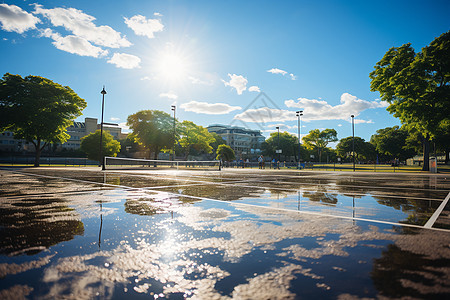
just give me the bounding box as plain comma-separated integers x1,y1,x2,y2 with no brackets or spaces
1,170,450,299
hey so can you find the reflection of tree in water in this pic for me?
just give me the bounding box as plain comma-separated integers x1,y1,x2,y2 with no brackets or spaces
371,244,450,298
0,197,84,256
124,195,199,216
302,185,338,205
373,197,437,226
165,184,266,201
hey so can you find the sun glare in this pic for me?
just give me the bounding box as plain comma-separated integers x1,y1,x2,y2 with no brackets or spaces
158,52,188,81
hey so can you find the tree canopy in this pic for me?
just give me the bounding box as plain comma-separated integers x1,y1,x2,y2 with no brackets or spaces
262,131,297,160
126,110,174,160
336,136,377,162
178,121,215,160
0,73,86,166
80,130,121,161
302,129,338,162
216,144,235,162
369,31,450,170
370,126,415,161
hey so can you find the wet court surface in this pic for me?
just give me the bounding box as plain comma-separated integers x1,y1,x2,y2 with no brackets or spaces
1,167,450,299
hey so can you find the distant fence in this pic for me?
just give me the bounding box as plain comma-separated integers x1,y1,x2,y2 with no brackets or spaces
222,161,448,173
0,156,98,166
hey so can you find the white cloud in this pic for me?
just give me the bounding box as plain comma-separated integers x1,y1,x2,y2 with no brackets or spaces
107,53,141,69
267,68,287,75
248,86,260,92
111,117,120,121
222,74,248,95
0,4,40,34
159,91,178,100
354,119,374,124
154,12,163,17
267,68,297,80
181,101,241,115
124,15,163,39
284,93,388,122
34,5,131,48
234,107,295,123
189,76,214,86
41,28,108,57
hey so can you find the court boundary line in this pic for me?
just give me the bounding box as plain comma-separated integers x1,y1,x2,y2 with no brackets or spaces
2,169,450,233
98,171,449,201
424,191,450,228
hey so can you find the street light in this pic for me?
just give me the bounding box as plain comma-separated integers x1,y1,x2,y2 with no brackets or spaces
99,86,107,170
351,114,355,172
276,126,280,169
296,110,303,169
171,105,176,161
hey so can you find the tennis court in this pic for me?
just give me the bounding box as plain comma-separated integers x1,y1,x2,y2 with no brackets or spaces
1,166,449,299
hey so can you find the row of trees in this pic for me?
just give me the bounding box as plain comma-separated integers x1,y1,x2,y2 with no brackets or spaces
262,125,445,165
79,109,236,163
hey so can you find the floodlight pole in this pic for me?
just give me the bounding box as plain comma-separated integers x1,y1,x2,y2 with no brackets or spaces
351,114,355,172
171,105,176,161
276,126,280,169
100,87,107,170
296,111,303,169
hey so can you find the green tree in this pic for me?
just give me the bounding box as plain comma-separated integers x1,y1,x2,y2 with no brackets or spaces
302,129,338,162
126,110,174,160
370,126,415,161
261,131,297,160
178,121,215,160
369,31,450,171
216,144,235,162
0,73,86,166
210,132,227,154
80,130,121,161
337,136,377,162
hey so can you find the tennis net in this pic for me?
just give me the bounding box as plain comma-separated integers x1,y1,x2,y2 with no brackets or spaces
104,157,221,171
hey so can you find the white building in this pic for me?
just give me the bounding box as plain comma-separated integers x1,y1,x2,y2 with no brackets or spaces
207,124,265,157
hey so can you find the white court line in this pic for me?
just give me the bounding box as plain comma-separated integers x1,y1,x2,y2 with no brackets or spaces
424,191,450,228
101,170,448,202
71,167,450,193
3,169,450,232
3,169,446,202
162,192,450,233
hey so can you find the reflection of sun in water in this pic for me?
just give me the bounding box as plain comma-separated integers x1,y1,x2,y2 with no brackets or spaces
157,52,189,82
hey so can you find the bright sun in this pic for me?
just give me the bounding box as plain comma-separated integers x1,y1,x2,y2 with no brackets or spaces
157,53,188,81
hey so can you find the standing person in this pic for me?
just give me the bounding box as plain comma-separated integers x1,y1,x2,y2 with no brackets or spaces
258,155,263,169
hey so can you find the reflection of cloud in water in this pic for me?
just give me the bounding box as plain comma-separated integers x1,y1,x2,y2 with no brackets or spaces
17,199,450,299
232,264,315,299
0,255,54,277
0,285,34,299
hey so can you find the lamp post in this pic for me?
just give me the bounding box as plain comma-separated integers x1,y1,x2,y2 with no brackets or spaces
99,86,106,170
351,114,355,172
276,126,280,169
296,111,303,169
171,105,176,161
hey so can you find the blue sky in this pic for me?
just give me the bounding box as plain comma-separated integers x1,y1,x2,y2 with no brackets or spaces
1,0,449,144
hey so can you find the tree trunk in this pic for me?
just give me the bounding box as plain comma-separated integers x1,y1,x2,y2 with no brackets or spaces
422,137,430,171
184,146,190,161
445,148,449,165
34,139,41,167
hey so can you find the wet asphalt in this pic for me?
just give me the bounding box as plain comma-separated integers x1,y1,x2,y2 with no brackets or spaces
0,167,449,299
